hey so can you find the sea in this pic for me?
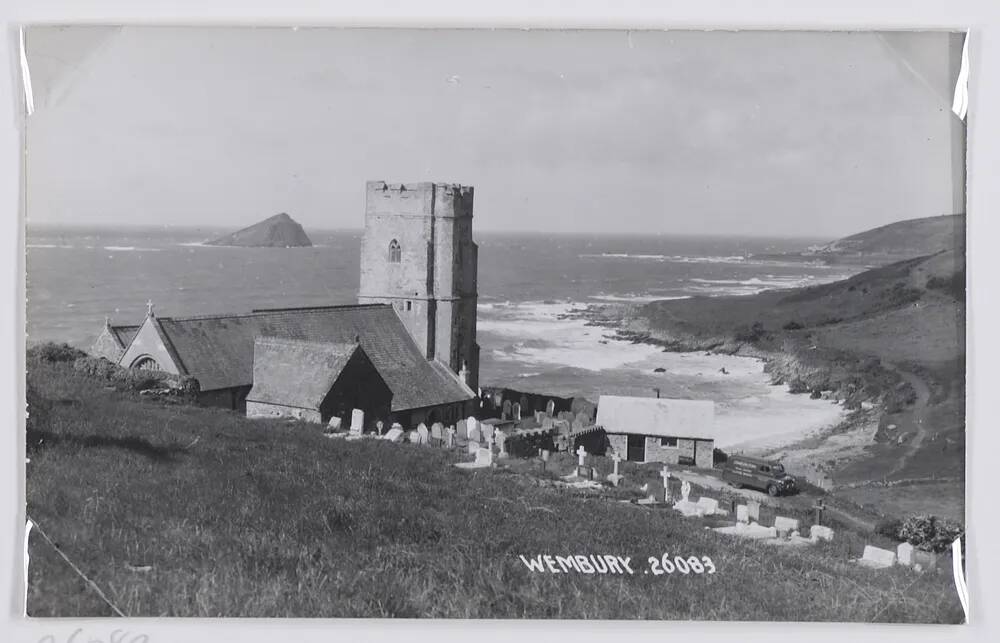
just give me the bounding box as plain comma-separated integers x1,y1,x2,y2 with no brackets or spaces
26,226,862,451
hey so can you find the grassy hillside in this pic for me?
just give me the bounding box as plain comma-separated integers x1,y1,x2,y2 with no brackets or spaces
627,247,964,504
26,361,963,621
806,214,964,263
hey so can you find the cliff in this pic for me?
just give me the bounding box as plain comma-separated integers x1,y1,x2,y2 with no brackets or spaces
205,213,313,248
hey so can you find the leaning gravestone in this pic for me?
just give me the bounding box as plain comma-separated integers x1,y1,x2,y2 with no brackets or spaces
417,424,430,445
383,427,404,443
858,545,897,569
328,416,343,430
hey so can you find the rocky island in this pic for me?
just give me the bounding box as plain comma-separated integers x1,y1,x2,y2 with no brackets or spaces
205,212,313,247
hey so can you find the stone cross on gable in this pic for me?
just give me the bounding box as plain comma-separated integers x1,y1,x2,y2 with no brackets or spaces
146,299,155,317
576,445,587,467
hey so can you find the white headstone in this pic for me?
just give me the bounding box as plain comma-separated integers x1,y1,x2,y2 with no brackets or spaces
417,424,430,444
680,480,692,502
736,505,749,523
456,418,468,439
391,422,403,431
475,447,494,467
350,409,365,435
481,423,494,442
541,449,550,462
467,417,481,442
375,420,384,436
431,422,444,440
860,545,897,569
897,542,916,567
576,445,587,467
546,400,556,417
384,427,404,443
774,516,800,532
407,430,420,444
695,496,719,515
328,416,342,430
512,403,521,421
810,525,834,542
535,411,546,423
747,500,761,521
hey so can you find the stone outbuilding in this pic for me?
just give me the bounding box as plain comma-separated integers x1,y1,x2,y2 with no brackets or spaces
245,337,392,426
596,395,715,468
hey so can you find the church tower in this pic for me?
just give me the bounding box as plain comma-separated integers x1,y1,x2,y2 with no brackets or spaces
358,181,480,391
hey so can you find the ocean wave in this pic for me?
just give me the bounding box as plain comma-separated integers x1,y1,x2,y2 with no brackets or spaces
27,244,76,249
104,246,162,252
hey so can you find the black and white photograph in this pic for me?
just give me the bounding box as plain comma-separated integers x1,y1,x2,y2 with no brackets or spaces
21,26,967,622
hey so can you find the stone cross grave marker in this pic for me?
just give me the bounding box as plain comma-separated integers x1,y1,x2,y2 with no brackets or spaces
417,423,430,445
680,479,691,503
546,399,556,417
660,466,672,502
350,409,364,435
445,426,456,448
576,445,587,468
612,451,623,476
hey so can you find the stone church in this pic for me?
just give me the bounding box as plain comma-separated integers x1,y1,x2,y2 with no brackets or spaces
91,181,481,429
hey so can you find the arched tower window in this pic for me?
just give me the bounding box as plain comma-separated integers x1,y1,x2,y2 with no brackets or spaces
388,239,401,263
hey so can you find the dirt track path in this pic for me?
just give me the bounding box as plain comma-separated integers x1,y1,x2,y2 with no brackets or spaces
881,361,932,479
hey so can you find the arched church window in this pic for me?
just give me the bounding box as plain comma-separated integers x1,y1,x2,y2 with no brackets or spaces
389,239,401,263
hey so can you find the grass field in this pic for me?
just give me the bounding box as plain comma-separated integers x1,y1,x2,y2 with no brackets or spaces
26,360,964,621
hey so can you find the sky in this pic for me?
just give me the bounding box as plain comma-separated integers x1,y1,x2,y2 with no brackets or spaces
24,27,965,237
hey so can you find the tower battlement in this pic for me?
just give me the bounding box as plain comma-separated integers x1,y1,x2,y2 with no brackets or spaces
365,180,474,219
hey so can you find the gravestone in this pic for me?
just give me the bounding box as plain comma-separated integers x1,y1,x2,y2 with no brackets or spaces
695,497,719,515
417,424,430,445
774,516,800,533
607,451,624,486
576,445,588,468
747,500,761,522
350,409,365,435
375,420,384,436
391,422,403,431
810,525,834,542
431,422,444,441
467,417,481,443
680,480,691,503
445,426,456,448
384,427,404,443
660,466,672,502
407,430,420,444
328,416,342,430
546,400,556,417
512,402,521,421
496,430,508,458
897,542,915,567
859,545,897,569
475,447,494,467
481,423,494,442
541,417,554,430
535,411,547,424
736,505,749,523
468,441,481,454
502,399,512,420
540,449,550,471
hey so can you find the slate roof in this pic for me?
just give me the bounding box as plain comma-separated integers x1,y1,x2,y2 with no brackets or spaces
109,325,140,348
247,337,362,410
148,304,474,412
596,395,715,439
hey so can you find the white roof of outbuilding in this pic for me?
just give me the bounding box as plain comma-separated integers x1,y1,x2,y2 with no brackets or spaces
596,395,714,439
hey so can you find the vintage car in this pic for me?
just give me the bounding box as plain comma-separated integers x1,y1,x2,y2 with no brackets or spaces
720,455,798,496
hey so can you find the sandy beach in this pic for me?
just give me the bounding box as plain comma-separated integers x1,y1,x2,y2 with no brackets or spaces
478,301,847,452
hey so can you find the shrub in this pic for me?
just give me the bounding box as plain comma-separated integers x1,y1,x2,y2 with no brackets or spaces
506,431,556,459
73,356,119,379
735,321,767,344
27,342,87,364
926,270,965,300
898,515,965,553
874,517,902,541
72,356,200,395
782,321,804,331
